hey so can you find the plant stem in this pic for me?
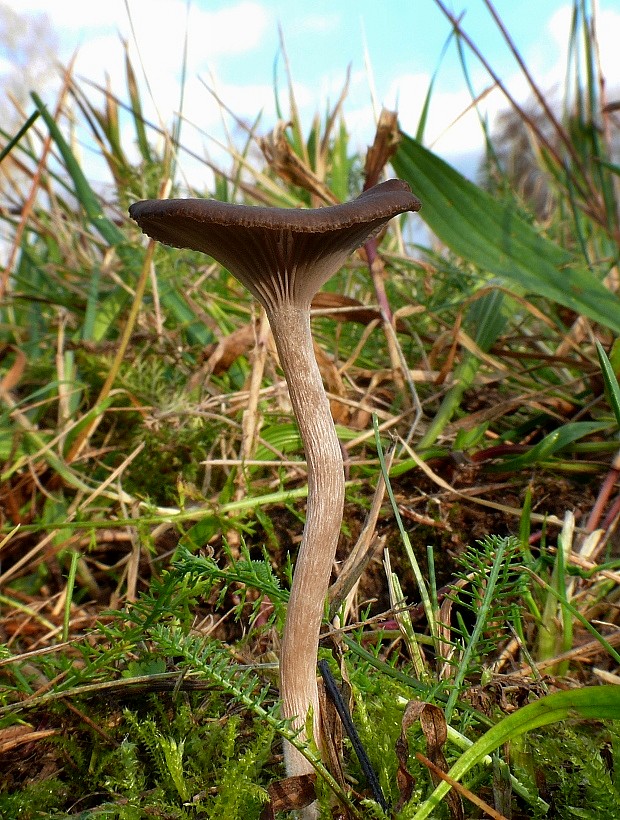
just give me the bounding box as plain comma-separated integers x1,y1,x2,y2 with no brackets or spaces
269,303,345,781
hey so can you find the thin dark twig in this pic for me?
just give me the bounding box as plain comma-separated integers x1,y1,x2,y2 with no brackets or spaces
318,659,389,813
483,0,578,163
433,0,600,213
433,0,561,163
585,450,620,532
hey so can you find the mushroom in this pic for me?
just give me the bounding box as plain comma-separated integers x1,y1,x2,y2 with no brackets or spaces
129,180,421,801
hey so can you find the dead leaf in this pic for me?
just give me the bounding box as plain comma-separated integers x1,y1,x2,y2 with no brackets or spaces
0,344,26,393
395,701,464,819
318,676,346,790
259,121,337,205
260,773,317,819
364,109,401,189
202,320,258,376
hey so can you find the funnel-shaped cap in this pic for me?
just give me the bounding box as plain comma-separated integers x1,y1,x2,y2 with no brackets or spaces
129,179,421,312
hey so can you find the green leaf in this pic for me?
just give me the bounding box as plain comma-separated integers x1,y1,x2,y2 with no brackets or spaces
596,340,620,427
177,517,220,552
487,420,609,471
0,110,40,163
418,289,507,448
157,279,214,347
609,339,620,375
91,288,131,342
62,396,115,455
412,686,620,820
82,265,102,342
254,423,302,461
31,92,125,247
392,134,620,334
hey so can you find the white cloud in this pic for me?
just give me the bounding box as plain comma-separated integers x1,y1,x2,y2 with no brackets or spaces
374,62,547,179
321,67,367,103
202,78,275,118
17,0,275,149
185,2,270,57
295,13,341,34
9,0,270,44
71,34,129,86
341,101,377,149
377,2,620,176
382,72,490,152
7,0,127,30
7,1,270,67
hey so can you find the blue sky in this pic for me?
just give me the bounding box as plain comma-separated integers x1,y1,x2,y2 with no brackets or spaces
4,1,619,185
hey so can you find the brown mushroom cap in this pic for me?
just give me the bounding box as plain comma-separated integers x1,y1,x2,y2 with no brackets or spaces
129,179,421,312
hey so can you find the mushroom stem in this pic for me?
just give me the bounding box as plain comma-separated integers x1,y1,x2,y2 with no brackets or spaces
267,301,345,779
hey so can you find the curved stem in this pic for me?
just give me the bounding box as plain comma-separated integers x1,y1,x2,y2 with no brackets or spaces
267,302,345,780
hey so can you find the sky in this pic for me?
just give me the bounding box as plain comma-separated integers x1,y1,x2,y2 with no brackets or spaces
2,0,620,189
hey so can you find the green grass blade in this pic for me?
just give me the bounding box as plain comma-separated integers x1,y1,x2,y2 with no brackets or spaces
415,25,460,143
330,119,350,203
596,340,620,427
598,159,620,177
62,550,79,642
418,290,506,448
157,279,215,347
487,420,610,471
82,265,102,342
31,92,125,247
519,487,533,562
525,566,620,667
392,134,620,333
0,110,40,163
412,685,620,820
373,416,437,644
90,288,131,342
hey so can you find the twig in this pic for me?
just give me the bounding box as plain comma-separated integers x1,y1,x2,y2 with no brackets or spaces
318,660,388,813
416,751,508,820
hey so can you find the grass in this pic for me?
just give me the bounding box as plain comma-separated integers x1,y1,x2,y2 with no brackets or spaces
1,1,620,817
